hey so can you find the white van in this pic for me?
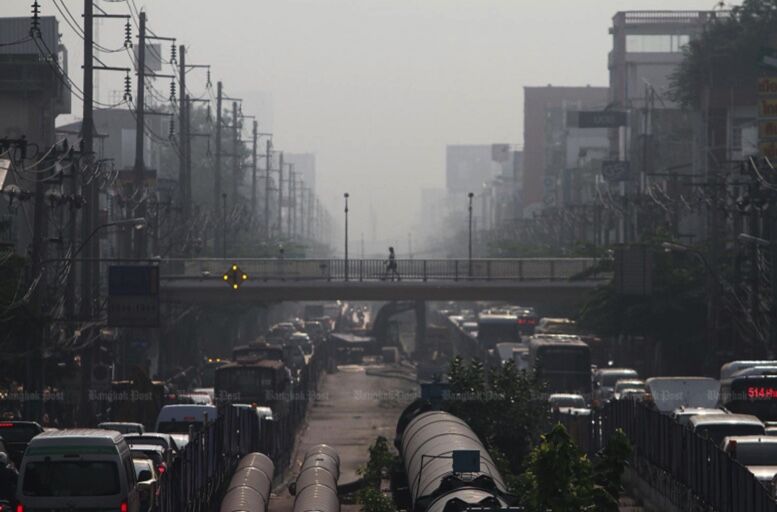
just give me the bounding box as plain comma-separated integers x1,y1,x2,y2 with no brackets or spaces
17,429,140,511
154,404,217,435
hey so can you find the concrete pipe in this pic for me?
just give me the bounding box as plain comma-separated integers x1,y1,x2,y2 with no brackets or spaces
292,444,341,512
220,452,275,512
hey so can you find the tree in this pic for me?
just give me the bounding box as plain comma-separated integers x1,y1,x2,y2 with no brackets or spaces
520,423,597,511
670,0,777,108
445,357,548,480
593,429,632,512
356,436,397,512
577,245,707,374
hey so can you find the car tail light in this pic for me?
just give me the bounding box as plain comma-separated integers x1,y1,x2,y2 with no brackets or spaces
517,319,527,325
15,504,23,512
120,501,128,512
158,464,166,474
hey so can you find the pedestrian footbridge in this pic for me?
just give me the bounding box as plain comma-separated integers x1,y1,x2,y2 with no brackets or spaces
158,258,610,308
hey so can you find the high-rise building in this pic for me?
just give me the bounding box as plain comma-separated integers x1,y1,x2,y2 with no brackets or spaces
522,86,609,216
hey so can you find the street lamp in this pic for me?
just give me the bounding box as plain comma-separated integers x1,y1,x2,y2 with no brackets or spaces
344,192,349,281
468,192,474,277
74,217,146,260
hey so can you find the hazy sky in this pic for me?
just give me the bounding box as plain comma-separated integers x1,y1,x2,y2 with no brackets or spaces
7,0,730,254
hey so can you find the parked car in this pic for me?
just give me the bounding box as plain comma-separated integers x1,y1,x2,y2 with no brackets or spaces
132,456,160,512
17,429,140,511
98,421,145,435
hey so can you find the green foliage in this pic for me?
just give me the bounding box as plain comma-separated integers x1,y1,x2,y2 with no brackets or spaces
487,239,609,258
520,423,597,511
358,486,396,512
577,246,706,348
356,436,397,512
358,436,396,486
445,357,548,477
670,0,777,108
593,429,632,511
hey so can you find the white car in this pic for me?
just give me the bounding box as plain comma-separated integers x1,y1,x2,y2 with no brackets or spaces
549,393,590,415
722,435,777,486
154,404,217,435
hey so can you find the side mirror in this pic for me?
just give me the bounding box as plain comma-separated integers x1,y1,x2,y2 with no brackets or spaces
137,469,153,482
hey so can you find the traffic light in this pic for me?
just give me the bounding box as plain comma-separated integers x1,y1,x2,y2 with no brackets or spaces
223,264,248,290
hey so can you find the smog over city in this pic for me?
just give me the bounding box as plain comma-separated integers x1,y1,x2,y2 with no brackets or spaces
4,1,777,511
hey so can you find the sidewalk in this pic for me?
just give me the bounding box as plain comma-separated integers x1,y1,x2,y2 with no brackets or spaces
269,361,418,512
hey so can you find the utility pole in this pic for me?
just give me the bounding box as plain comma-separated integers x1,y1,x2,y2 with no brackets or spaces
232,101,239,202
222,193,228,258
178,45,189,219
278,152,284,238
251,120,258,219
133,11,147,259
307,189,314,240
288,166,295,238
344,192,350,280
299,187,306,240
77,0,96,424
264,139,272,237
468,192,474,276
214,81,223,253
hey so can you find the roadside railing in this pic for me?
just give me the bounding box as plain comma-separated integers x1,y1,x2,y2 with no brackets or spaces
158,342,328,511
158,404,260,512
597,400,777,512
158,257,609,282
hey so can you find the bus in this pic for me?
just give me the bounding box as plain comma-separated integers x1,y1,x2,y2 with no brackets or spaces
477,312,521,350
529,335,591,397
720,374,777,422
214,360,292,414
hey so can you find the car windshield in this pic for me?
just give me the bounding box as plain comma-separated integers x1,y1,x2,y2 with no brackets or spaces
0,423,42,443
615,381,644,392
696,424,765,444
22,461,119,497
732,442,777,465
550,396,585,408
131,449,162,465
157,421,204,434
128,437,168,450
600,372,636,387
133,459,153,478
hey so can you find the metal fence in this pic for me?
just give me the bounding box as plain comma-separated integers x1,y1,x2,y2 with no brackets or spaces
158,405,260,512
158,344,328,511
597,400,777,512
159,257,607,282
